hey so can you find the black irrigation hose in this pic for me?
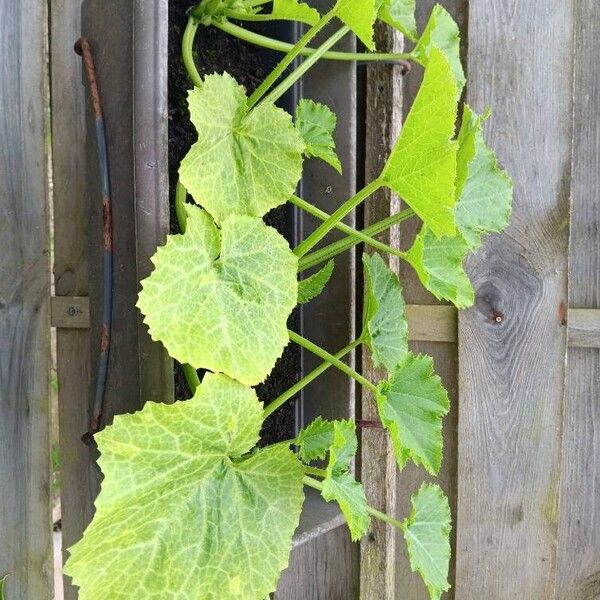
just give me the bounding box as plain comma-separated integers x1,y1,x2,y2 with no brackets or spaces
74,37,113,437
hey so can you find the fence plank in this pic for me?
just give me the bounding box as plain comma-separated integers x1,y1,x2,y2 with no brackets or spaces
556,2,600,597
0,0,52,597
360,20,403,599
456,1,573,597
394,2,467,598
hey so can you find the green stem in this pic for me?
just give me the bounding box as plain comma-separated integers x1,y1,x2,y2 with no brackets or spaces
182,17,202,88
216,21,412,62
299,208,415,271
260,26,349,106
288,331,377,393
263,338,361,418
304,466,327,478
224,10,280,21
247,10,336,108
303,476,405,530
294,179,383,258
290,195,405,263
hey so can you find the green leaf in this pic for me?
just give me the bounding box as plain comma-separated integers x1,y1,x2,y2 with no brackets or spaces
381,46,459,237
362,253,408,374
455,105,513,250
335,0,378,50
322,471,370,541
379,0,417,40
298,260,334,304
326,419,357,475
64,373,305,600
0,574,8,600
296,417,335,462
377,353,449,474
296,99,342,173
271,0,321,25
138,205,298,386
404,226,474,309
402,483,451,600
180,73,304,224
413,4,465,95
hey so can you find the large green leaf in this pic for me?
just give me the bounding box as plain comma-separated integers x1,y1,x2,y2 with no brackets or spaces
298,260,334,304
64,373,305,600
455,105,513,250
377,353,449,474
379,0,417,40
335,0,378,50
404,225,474,309
402,483,451,600
363,253,408,374
381,46,459,237
271,0,321,24
179,73,304,224
138,205,298,386
413,5,465,95
296,99,342,173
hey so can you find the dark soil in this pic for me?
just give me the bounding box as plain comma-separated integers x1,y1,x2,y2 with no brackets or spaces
168,2,299,442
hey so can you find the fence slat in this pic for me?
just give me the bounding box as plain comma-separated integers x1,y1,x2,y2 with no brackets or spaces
0,0,52,597
556,2,600,597
360,20,403,598
456,1,573,597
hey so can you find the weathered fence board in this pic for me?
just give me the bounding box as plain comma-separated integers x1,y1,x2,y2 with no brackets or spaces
0,1,52,597
360,20,403,598
557,1,600,597
49,3,98,598
457,1,573,597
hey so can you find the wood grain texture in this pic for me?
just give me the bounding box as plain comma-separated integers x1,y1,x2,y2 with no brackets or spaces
50,2,99,598
556,2,600,597
276,525,360,600
0,0,52,597
394,2,466,598
456,1,573,597
568,309,600,348
51,296,90,329
406,305,457,343
360,19,403,600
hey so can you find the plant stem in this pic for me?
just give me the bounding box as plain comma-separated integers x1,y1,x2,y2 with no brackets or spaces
247,10,336,108
294,179,383,258
173,179,201,394
182,17,202,88
216,21,412,62
299,208,415,271
288,331,377,393
260,26,349,106
263,338,361,418
304,466,327,478
303,476,405,530
289,195,405,262
224,10,279,21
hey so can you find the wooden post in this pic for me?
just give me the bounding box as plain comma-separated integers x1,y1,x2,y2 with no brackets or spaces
556,2,600,597
0,0,52,597
456,1,573,597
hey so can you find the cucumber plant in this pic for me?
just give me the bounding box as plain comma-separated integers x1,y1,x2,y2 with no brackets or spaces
64,1,513,598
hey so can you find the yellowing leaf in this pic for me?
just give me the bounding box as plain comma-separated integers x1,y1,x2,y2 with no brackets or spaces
363,253,408,374
379,0,417,40
180,73,304,224
377,353,449,474
455,105,513,250
335,0,378,50
402,483,451,600
413,4,465,95
298,260,334,304
138,206,298,386
296,99,342,173
404,226,474,309
64,373,305,600
272,0,321,24
381,46,459,237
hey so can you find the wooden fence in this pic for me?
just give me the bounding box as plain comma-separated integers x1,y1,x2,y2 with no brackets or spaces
1,0,599,598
